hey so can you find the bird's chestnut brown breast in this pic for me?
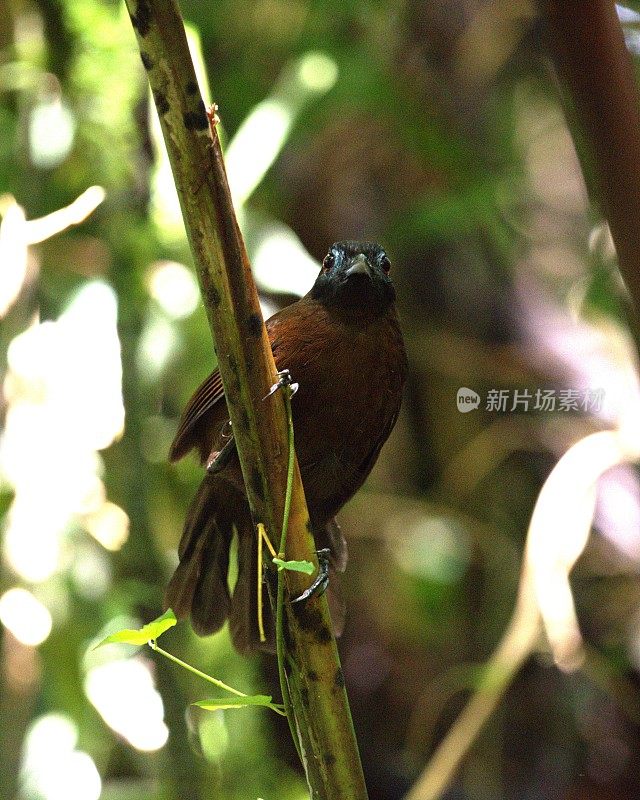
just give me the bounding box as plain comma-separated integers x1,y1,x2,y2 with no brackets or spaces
269,300,407,524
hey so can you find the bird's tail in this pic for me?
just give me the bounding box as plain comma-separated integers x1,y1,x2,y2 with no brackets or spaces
165,473,271,653
166,475,347,653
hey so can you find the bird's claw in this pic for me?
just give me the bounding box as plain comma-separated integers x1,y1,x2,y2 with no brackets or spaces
263,369,299,400
206,103,220,129
291,548,331,604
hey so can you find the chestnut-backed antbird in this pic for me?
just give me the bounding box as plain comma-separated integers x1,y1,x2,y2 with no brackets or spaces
167,241,407,653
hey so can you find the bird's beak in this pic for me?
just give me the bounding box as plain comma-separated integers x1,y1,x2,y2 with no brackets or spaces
345,253,372,278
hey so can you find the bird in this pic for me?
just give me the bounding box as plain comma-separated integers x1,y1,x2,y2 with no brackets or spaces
166,240,408,653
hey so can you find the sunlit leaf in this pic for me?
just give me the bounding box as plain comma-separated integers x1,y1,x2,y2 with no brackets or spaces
94,608,177,648
272,557,314,574
193,694,281,712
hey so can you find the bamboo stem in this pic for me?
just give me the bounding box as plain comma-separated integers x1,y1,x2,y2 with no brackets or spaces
123,2,367,797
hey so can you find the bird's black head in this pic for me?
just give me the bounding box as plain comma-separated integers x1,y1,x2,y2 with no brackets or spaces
310,241,396,313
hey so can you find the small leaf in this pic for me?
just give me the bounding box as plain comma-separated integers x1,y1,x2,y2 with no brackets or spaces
94,609,177,649
193,694,277,711
139,608,178,639
272,558,314,574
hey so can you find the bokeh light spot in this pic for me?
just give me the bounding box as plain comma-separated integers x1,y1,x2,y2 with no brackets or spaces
0,587,52,646
84,658,169,751
147,260,199,319
21,714,101,800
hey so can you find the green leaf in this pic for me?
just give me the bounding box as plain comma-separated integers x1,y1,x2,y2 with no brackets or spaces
193,694,279,711
94,609,177,648
272,557,314,574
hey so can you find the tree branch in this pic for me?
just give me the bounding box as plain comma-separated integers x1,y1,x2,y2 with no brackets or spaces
123,1,367,797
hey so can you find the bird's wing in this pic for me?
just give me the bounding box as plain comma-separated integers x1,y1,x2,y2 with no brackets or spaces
169,369,226,462
169,312,290,463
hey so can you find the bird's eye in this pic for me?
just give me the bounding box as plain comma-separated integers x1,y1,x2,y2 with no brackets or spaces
380,255,391,273
322,252,335,271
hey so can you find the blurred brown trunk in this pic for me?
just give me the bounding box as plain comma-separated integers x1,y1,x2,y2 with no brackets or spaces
541,0,640,323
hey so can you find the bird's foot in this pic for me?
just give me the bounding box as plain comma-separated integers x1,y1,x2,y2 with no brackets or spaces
206,103,220,130
263,369,299,400
291,548,331,604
